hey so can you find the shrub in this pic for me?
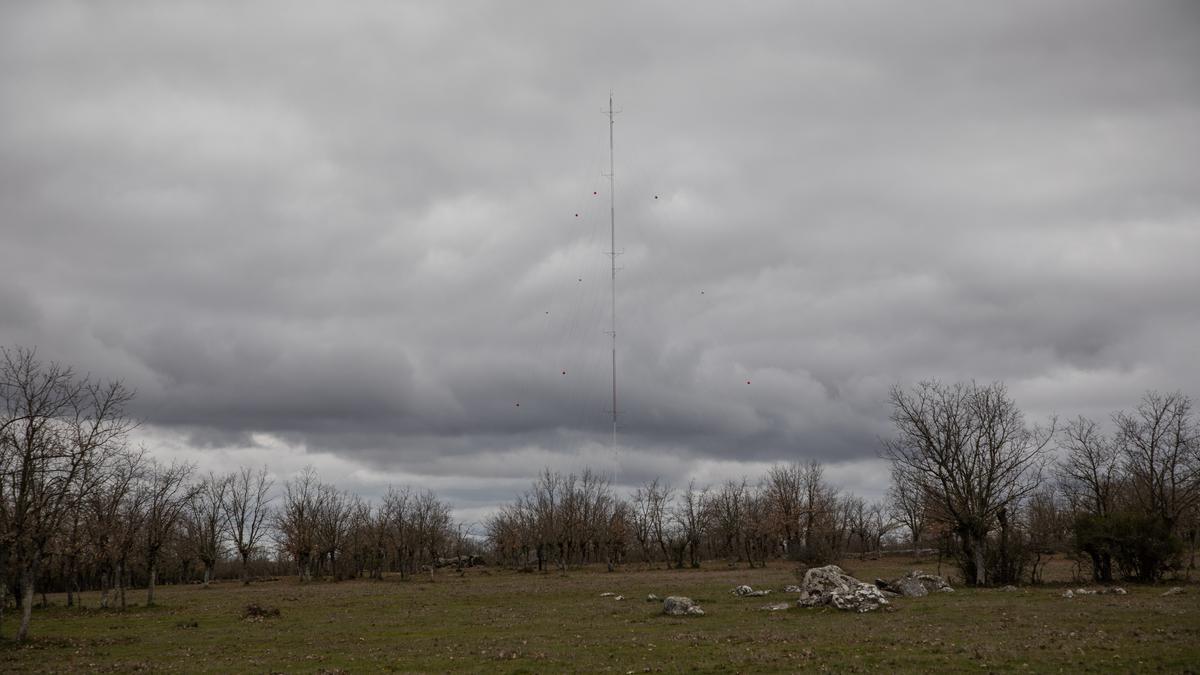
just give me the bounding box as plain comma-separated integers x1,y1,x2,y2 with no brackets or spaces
1074,512,1182,582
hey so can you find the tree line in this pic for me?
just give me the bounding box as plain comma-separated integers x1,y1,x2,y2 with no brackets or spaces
484,462,891,573
4,345,1198,642
0,347,467,642
884,380,1199,586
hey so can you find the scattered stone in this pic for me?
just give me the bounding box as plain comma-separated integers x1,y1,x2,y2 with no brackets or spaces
783,585,801,593
1061,589,1074,598
600,592,616,597
1162,586,1185,596
796,565,890,613
760,602,791,611
1000,585,1019,592
646,594,660,602
732,585,771,597
1102,587,1127,595
614,595,624,601
663,596,704,616
1075,588,1097,595
937,586,955,593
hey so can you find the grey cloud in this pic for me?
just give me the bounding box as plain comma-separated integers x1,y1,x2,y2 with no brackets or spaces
2,1,1198,504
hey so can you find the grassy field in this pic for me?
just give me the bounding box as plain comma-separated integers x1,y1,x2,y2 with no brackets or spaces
1,557,1197,673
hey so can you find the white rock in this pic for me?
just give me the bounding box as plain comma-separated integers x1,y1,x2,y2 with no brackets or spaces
796,565,890,613
663,596,704,616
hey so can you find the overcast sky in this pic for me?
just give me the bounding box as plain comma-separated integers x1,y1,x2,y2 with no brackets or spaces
2,1,1198,522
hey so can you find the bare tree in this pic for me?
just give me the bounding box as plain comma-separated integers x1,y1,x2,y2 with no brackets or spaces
383,485,414,577
185,472,228,586
314,482,352,579
222,465,273,584
276,466,321,581
84,448,145,609
672,479,708,568
646,479,674,565
887,465,927,552
142,459,198,605
0,347,135,640
630,481,657,566
1114,391,1200,530
883,381,1052,585
1058,415,1122,517
764,464,803,558
709,479,748,563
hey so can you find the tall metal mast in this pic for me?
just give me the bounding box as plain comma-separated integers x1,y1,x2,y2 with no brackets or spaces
605,93,619,454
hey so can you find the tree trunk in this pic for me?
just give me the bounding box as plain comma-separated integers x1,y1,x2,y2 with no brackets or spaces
100,568,111,609
18,561,35,642
972,538,986,586
118,561,128,610
997,508,1010,584
240,553,250,585
147,560,158,606
202,565,212,588
65,557,76,608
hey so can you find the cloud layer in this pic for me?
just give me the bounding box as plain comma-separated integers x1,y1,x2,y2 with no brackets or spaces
3,1,1198,508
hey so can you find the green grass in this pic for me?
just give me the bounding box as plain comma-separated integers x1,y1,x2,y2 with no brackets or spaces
2,557,1197,672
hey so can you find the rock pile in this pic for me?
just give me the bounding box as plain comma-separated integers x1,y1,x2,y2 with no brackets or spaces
795,565,890,613
875,570,954,597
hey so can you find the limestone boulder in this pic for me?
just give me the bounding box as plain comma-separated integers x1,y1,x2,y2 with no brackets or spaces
663,596,705,616
875,570,952,597
797,565,890,613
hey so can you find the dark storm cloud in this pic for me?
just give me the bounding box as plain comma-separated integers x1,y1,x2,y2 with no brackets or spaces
2,1,1198,504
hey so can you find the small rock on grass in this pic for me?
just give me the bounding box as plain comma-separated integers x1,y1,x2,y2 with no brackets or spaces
1162,586,1185,596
